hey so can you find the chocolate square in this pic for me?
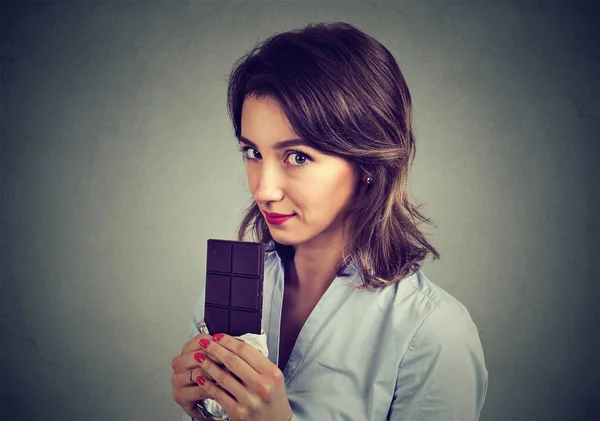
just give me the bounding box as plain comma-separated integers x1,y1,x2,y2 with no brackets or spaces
206,241,232,273
205,273,230,306
230,309,260,337
231,276,260,310
232,242,262,276
204,306,229,336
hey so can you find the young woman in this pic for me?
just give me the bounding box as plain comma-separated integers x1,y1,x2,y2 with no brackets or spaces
171,22,487,421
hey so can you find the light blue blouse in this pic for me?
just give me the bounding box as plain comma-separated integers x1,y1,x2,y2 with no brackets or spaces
184,244,488,420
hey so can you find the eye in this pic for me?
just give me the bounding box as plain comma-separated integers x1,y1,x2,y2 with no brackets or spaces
238,145,261,160
285,151,311,167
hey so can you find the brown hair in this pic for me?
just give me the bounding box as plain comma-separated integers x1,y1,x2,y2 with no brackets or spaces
227,22,439,290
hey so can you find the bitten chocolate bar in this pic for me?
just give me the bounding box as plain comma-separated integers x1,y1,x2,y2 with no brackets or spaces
203,239,265,336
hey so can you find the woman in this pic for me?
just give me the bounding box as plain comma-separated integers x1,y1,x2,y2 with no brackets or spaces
171,22,487,421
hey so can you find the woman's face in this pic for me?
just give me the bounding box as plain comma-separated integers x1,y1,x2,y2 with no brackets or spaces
239,95,359,249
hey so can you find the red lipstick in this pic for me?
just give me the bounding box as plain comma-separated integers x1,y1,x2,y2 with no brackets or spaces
263,211,295,225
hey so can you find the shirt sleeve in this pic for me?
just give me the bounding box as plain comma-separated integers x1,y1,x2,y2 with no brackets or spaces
387,301,488,421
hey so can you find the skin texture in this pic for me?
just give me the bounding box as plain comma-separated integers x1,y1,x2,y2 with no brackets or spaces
171,332,291,421
171,96,362,420
240,95,361,290
241,95,357,248
171,333,217,421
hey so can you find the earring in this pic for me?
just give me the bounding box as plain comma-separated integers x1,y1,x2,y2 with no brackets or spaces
366,177,373,184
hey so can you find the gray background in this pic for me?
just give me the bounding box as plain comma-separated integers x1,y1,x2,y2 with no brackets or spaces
1,1,598,420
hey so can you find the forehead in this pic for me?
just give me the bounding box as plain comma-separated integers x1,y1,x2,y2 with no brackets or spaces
240,96,298,144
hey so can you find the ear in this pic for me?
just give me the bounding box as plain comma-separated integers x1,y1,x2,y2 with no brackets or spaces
351,163,368,184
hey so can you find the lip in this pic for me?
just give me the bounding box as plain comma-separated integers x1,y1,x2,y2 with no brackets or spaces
263,211,294,218
263,210,295,226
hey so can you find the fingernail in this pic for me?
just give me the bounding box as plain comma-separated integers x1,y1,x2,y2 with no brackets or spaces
196,376,205,385
194,352,205,363
199,339,210,349
213,333,224,342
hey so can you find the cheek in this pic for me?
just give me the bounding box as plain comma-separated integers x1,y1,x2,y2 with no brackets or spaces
303,171,355,214
245,167,258,192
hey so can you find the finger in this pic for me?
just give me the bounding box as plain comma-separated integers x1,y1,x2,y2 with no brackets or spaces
171,348,221,379
196,376,240,418
195,349,253,404
194,345,224,366
171,365,214,388
175,382,211,403
172,335,213,374
192,352,222,381
172,384,212,420
199,337,262,388
181,333,213,354
212,333,273,376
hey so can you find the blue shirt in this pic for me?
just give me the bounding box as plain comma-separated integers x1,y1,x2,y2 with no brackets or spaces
184,244,488,420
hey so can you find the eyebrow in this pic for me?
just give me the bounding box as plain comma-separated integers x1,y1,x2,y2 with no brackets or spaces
237,135,309,151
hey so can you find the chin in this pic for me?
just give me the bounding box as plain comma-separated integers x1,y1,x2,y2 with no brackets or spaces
268,232,298,246
270,231,327,251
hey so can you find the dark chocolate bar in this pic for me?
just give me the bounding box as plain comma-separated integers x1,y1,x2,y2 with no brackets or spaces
203,239,265,336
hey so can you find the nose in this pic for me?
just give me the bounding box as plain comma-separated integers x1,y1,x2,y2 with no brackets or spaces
250,165,284,205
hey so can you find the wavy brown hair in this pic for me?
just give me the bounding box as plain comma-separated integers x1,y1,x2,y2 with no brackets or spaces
227,22,439,290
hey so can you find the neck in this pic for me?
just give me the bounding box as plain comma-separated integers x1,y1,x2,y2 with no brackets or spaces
286,234,346,293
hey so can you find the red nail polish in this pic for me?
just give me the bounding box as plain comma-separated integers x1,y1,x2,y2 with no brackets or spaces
199,339,210,349
194,352,205,363
196,376,205,385
213,333,224,342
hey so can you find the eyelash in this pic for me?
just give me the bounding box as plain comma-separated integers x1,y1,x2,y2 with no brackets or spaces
237,145,312,167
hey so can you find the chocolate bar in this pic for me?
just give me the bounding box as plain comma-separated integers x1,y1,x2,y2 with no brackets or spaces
203,239,265,336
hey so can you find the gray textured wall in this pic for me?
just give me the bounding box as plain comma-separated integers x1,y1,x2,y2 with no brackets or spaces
1,1,598,420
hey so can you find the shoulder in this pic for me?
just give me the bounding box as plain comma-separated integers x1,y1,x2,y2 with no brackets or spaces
388,271,488,419
376,269,486,373
407,270,478,335
398,270,484,354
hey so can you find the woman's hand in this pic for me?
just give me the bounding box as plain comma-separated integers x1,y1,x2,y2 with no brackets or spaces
194,333,293,421
171,333,220,420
